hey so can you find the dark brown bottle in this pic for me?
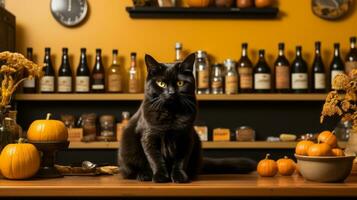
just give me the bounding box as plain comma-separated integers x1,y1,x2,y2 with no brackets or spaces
311,41,326,93
237,43,253,93
291,46,308,93
40,47,55,93
58,48,73,93
274,43,290,93
330,43,345,90
345,36,357,77
23,47,37,93
76,48,90,93
91,48,105,93
254,50,271,93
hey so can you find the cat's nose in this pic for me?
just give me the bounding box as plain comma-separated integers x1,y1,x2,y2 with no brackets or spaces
168,87,175,95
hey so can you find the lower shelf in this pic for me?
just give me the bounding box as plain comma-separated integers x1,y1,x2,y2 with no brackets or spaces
68,141,347,149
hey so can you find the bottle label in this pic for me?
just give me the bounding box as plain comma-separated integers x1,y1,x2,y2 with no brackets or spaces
314,73,326,89
92,73,105,90
76,76,90,92
129,78,139,93
92,84,104,90
225,75,238,94
331,70,345,88
108,74,122,92
345,61,357,77
23,78,35,88
291,73,308,89
40,76,54,92
238,67,253,89
211,80,222,89
275,66,290,89
254,73,271,89
58,76,72,92
198,69,209,89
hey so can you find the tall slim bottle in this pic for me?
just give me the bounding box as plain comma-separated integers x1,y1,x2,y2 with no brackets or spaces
23,47,37,93
345,36,357,77
40,47,55,93
330,43,345,90
107,49,123,93
57,48,73,93
91,48,105,93
311,41,326,93
291,46,308,93
196,50,210,94
128,52,140,93
254,50,271,93
175,42,183,62
237,43,253,93
274,43,290,93
75,48,90,93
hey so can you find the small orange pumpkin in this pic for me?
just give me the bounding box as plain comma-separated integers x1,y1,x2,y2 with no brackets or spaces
332,148,345,156
27,113,68,142
295,140,314,156
318,131,337,148
186,0,210,7
0,138,40,179
257,154,278,177
277,156,296,176
307,143,332,156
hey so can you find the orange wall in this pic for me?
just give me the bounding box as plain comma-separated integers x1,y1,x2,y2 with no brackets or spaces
6,0,357,73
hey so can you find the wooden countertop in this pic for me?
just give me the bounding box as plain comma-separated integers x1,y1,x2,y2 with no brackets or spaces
1,173,357,197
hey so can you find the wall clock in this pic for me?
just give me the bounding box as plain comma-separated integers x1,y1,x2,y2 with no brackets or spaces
50,0,88,27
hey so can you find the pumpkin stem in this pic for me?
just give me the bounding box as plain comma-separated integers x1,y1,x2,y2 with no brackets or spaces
18,138,26,144
265,153,270,159
46,113,52,120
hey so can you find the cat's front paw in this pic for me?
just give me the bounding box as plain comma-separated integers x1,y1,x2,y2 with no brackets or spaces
171,170,190,183
137,171,153,182
153,171,170,183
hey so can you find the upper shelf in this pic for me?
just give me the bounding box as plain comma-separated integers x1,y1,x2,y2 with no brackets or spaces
125,7,279,19
14,93,327,101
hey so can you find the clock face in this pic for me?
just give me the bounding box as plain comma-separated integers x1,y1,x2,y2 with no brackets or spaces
50,0,88,27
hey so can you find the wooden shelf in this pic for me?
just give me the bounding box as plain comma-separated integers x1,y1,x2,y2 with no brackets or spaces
126,7,279,19
68,141,347,149
15,93,327,101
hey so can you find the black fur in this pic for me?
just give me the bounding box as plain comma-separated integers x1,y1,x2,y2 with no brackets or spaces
118,53,256,183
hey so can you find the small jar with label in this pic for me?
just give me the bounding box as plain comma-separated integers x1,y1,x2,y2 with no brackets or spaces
98,115,116,141
195,51,210,94
80,113,97,142
224,59,238,94
210,63,224,94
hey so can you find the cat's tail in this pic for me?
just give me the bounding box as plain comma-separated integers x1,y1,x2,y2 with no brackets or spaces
201,157,257,174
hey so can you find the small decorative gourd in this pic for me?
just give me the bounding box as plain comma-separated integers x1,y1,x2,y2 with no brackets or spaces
317,130,337,148
307,143,332,156
295,140,314,156
331,148,344,156
257,154,278,177
186,0,210,7
277,156,296,176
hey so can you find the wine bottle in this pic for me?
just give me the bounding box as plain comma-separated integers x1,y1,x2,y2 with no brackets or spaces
291,46,308,93
40,47,55,93
107,49,123,93
330,43,345,90
274,43,290,93
237,43,253,93
57,48,73,93
254,49,271,93
75,48,90,93
23,47,37,93
91,48,105,93
128,52,140,93
175,42,183,62
311,41,326,93
345,36,357,77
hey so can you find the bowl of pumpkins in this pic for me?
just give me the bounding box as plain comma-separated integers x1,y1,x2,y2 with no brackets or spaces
295,130,355,183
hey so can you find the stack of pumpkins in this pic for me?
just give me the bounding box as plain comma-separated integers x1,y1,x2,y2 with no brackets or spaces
185,0,274,8
0,113,68,180
257,154,296,177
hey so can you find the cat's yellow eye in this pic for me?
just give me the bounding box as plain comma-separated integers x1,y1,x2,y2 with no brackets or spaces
156,81,167,88
177,81,184,87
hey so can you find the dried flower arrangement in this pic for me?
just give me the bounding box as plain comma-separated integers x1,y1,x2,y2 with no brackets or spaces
0,51,44,110
320,69,357,131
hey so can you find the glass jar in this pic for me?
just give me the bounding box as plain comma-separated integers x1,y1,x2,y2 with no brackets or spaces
100,115,115,137
195,50,210,94
80,113,97,142
224,59,238,94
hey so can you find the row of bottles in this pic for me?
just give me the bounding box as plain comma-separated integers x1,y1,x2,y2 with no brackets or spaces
192,37,356,94
23,48,141,93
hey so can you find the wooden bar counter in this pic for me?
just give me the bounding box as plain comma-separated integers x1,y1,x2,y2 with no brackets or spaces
1,173,357,197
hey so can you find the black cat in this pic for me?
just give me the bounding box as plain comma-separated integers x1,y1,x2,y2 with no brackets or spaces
118,53,256,183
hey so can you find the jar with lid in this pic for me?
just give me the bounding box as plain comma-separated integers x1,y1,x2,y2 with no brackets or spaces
79,113,97,142
224,59,238,94
195,50,210,94
210,63,224,94
99,115,115,140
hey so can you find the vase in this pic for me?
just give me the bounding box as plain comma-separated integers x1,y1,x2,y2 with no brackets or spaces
345,129,357,156
0,111,12,152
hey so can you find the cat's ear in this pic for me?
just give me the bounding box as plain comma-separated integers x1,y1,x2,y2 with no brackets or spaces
145,54,162,75
180,53,196,73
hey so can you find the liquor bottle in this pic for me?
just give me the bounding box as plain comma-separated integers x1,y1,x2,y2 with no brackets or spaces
76,48,90,93
107,49,123,93
291,46,308,93
237,43,253,93
196,50,210,94
224,59,238,94
254,49,271,93
91,48,105,93
210,63,224,94
345,36,357,77
128,52,140,93
330,43,345,90
274,43,290,93
175,42,183,62
57,48,73,93
40,47,55,93
311,41,326,93
23,47,37,93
